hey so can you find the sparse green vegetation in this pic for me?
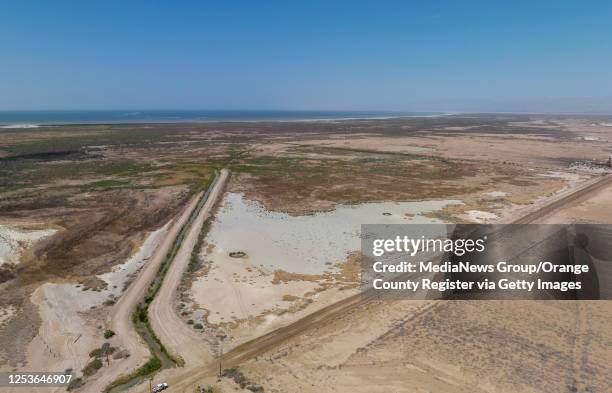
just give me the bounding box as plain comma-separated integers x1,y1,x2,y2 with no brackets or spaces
197,385,218,393
104,357,162,392
82,358,103,377
66,377,85,391
103,329,115,339
188,221,209,273
222,368,264,392
89,343,117,359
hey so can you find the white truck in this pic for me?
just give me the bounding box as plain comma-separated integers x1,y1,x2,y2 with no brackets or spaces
152,383,168,392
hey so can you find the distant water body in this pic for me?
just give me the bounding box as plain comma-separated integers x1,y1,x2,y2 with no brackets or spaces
0,110,445,127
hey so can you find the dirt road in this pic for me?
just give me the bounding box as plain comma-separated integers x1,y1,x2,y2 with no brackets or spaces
506,174,612,224
148,169,229,365
84,195,202,393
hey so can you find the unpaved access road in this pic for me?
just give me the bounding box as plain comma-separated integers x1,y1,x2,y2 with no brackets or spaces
84,195,202,393
86,170,228,393
148,169,230,365
128,174,612,393
508,174,612,224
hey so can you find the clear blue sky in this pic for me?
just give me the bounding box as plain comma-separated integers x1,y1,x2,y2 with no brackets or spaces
1,1,611,112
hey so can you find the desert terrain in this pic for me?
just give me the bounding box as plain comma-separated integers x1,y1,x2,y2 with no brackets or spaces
1,114,611,392
221,176,612,393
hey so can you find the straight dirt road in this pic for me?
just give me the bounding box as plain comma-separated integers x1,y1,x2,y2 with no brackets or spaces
86,169,228,393
508,174,612,224
85,195,202,393
149,169,229,365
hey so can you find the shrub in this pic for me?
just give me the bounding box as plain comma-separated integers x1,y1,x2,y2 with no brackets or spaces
193,323,203,329
135,305,148,323
221,368,263,391
82,358,103,376
139,357,162,374
113,349,131,360
67,377,84,391
103,356,161,392
103,330,115,339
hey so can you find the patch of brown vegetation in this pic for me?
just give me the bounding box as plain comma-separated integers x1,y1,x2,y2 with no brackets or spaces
334,252,361,283
271,270,323,284
10,186,190,286
230,155,498,215
78,276,108,291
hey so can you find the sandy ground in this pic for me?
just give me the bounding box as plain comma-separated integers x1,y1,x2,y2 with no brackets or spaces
497,175,610,226
537,178,612,224
5,222,172,388
463,209,499,223
297,124,612,168
134,173,611,393
0,221,174,392
238,300,611,393
24,284,104,383
191,259,322,325
190,257,355,349
0,224,56,266
182,192,461,350
145,172,612,393
219,176,612,393
185,171,606,340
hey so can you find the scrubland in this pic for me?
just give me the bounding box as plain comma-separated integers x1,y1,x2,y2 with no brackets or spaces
1,115,611,392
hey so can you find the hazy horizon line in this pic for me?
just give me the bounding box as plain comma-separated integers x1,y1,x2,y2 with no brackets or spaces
0,107,611,112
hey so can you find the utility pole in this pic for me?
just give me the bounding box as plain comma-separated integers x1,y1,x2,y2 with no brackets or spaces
218,340,223,378
216,333,226,379
149,377,152,392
